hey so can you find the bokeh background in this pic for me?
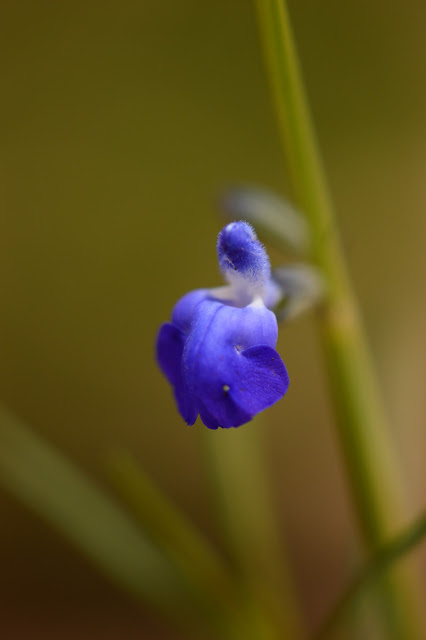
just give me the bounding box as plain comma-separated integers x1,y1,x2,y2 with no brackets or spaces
1,1,426,638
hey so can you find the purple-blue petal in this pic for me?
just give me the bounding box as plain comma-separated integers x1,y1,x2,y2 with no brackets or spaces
157,284,289,429
156,323,185,386
171,289,209,333
230,345,289,416
182,299,288,428
217,221,270,285
156,322,198,426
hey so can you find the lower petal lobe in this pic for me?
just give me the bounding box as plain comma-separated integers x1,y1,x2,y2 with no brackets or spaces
231,345,289,416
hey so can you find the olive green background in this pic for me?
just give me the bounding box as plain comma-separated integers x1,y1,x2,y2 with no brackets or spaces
1,1,426,637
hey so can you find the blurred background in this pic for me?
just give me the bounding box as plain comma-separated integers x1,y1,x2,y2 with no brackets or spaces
1,1,426,637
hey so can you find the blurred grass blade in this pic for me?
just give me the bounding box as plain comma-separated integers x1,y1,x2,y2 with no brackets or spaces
0,405,201,624
316,511,426,639
107,450,244,632
221,185,310,255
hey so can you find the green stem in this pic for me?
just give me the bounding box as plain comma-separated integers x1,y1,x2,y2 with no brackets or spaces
202,420,305,640
254,1,424,637
315,511,426,639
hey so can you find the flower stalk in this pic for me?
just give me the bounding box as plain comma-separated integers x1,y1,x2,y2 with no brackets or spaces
254,0,425,637
203,421,305,639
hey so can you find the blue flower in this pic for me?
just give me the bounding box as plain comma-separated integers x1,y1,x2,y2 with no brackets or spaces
156,221,289,429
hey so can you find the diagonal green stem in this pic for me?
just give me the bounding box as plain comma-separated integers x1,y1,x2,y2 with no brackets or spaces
315,511,426,639
106,450,248,638
254,1,425,638
0,406,192,624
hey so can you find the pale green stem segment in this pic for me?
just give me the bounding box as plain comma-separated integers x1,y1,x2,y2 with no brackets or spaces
315,511,426,639
0,405,229,636
254,0,425,637
203,421,305,640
